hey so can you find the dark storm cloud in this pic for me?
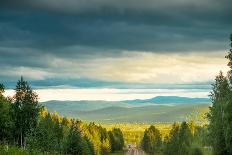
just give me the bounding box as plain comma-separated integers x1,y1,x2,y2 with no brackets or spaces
1,0,231,17
0,0,231,54
0,0,231,87
0,47,52,68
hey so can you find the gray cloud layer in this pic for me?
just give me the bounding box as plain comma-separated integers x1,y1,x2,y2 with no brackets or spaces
1,0,231,52
0,0,231,87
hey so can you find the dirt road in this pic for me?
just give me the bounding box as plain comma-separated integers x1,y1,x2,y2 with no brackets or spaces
126,148,145,155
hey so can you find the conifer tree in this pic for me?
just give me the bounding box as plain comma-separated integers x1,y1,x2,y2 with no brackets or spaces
163,122,194,155
27,113,60,153
163,123,180,155
0,84,13,143
108,128,124,152
12,77,41,147
65,120,86,155
178,122,193,155
65,121,82,154
141,125,162,154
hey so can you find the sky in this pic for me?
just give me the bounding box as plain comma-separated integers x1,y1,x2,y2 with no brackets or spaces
0,0,231,101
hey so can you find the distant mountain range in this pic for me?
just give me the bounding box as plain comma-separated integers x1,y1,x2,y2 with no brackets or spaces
42,96,210,123
43,100,132,112
124,96,209,104
74,103,210,123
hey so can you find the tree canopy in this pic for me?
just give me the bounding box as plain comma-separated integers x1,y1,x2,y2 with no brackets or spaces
0,77,125,155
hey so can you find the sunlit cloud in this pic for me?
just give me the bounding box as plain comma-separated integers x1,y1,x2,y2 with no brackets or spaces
0,66,53,80
0,51,228,84
94,51,228,83
19,51,226,84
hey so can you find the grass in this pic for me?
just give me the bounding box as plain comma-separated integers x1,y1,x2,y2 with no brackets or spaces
0,145,42,155
0,146,28,155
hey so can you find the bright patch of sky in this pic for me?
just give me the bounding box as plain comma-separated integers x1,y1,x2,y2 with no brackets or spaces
4,88,210,102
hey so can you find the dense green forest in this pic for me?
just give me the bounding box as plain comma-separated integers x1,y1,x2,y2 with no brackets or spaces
0,78,124,155
141,121,209,155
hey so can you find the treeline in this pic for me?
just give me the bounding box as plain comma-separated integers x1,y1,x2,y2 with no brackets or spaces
141,122,208,155
0,77,124,154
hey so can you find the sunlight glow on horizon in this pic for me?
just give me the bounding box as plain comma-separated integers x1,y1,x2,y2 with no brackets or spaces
4,88,210,102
